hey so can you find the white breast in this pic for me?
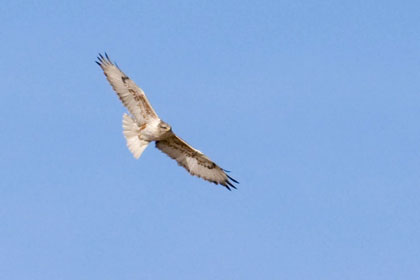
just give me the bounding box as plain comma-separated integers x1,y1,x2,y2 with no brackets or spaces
139,119,161,141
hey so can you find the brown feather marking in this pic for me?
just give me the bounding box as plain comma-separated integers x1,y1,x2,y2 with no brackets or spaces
162,137,217,169
139,123,147,131
128,88,155,119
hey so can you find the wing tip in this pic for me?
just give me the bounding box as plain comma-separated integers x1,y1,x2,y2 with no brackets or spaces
221,173,238,191
226,179,238,190
220,168,239,190
227,174,239,184
95,52,114,68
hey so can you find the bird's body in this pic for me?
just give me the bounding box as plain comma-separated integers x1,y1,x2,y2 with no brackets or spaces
139,119,170,141
96,53,238,190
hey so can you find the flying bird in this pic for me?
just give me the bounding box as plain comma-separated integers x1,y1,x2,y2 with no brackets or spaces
96,53,238,190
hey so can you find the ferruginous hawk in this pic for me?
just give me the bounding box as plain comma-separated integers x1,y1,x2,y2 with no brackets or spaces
96,53,238,190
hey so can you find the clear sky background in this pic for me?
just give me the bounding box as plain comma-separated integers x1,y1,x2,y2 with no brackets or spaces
1,0,420,279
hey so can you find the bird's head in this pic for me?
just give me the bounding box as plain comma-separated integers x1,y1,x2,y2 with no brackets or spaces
159,121,172,133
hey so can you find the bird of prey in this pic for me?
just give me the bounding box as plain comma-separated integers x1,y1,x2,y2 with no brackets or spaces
96,53,238,190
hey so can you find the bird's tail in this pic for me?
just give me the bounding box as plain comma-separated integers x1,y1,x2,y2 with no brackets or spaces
122,113,149,159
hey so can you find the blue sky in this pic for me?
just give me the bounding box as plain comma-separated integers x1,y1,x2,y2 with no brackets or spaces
1,0,420,279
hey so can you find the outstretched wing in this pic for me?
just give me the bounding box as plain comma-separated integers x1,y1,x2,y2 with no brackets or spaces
96,53,159,123
156,133,238,190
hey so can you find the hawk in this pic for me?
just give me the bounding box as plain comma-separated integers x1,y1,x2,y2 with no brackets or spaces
96,53,238,190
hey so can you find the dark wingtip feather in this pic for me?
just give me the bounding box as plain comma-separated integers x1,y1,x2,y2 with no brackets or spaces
226,180,237,190
227,174,239,184
96,53,104,65
96,52,115,67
